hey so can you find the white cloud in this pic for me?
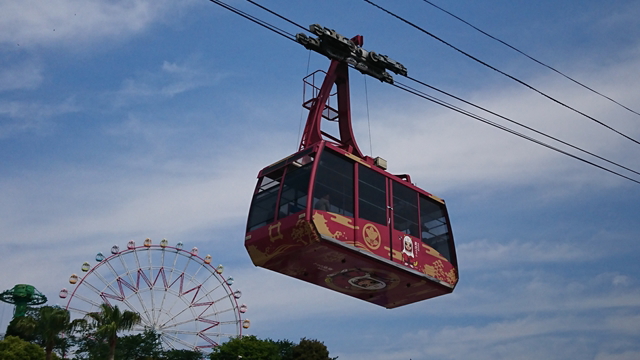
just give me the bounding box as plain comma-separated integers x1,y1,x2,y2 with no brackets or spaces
0,0,193,48
458,238,600,269
0,125,291,245
362,47,640,193
0,61,43,91
0,98,79,137
113,58,230,106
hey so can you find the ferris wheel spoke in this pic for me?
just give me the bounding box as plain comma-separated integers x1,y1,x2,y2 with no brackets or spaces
164,248,181,288
67,306,90,316
71,293,103,308
131,248,151,313
124,248,154,324
115,249,152,314
64,243,245,355
159,334,177,351
92,269,121,298
154,280,172,325
160,316,207,329
118,250,137,290
153,249,170,324
159,304,199,328
199,307,235,321
146,247,158,322
212,293,234,305
158,281,195,317
159,332,198,350
77,280,104,298
217,320,242,326
192,285,230,317
161,329,206,335
201,331,238,338
186,261,204,285
192,273,224,303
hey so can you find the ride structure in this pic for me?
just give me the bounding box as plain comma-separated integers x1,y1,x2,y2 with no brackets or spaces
0,284,47,318
245,25,458,309
60,239,249,353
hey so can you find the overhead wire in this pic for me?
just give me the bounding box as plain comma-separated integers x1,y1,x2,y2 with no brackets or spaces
392,81,640,185
418,0,640,118
246,0,309,33
206,0,640,185
363,0,640,146
402,75,640,177
208,0,297,41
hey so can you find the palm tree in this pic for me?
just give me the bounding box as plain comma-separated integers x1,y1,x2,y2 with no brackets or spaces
84,303,142,360
11,305,80,360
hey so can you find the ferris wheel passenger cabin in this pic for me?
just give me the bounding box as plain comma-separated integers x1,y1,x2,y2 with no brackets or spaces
244,25,458,308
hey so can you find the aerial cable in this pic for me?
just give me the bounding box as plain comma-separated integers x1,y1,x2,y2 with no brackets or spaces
208,0,297,41
418,0,640,118
363,0,640,146
206,0,640,185
246,0,309,33
392,81,640,185
297,50,313,150
402,75,640,177
364,75,374,156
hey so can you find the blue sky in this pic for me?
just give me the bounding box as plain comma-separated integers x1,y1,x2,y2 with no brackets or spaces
1,0,640,359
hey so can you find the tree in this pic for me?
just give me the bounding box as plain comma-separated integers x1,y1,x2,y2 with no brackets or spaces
115,329,163,360
209,336,336,360
0,335,46,360
209,335,281,360
84,304,142,360
5,307,39,342
163,348,205,360
275,339,295,360
8,306,80,360
290,338,336,360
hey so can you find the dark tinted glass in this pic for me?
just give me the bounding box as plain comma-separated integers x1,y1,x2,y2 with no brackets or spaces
420,195,452,262
247,174,282,232
313,150,354,216
358,165,387,225
393,181,419,237
278,163,312,218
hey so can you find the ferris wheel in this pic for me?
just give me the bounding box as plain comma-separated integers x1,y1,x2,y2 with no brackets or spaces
60,238,249,353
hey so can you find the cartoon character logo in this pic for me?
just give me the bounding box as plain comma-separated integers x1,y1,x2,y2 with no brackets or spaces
363,223,381,250
401,235,418,268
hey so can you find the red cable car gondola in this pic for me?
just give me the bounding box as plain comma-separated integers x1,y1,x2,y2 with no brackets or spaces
245,25,457,308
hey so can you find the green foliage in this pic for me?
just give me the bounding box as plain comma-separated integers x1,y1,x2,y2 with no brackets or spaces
84,304,142,360
5,308,39,342
162,348,205,360
275,339,295,360
72,326,204,360
290,338,336,360
0,335,46,360
5,306,79,360
5,317,37,343
70,334,109,360
209,336,336,360
209,335,281,360
115,329,163,360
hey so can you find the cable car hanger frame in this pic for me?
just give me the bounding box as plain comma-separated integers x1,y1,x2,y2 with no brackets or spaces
245,24,457,309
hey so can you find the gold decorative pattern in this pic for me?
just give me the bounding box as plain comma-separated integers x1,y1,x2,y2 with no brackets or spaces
421,243,447,261
362,223,381,250
268,222,283,242
329,213,358,229
291,219,318,245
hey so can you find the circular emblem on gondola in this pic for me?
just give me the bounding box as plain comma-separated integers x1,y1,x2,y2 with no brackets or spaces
325,268,399,293
362,223,381,250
